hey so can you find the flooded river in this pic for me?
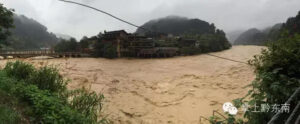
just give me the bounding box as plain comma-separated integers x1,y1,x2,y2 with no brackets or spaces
0,46,264,124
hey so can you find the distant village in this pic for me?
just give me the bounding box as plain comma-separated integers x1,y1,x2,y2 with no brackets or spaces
0,29,230,59
0,30,219,59
85,30,202,58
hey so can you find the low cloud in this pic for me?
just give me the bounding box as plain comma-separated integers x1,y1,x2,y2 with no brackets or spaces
1,0,299,39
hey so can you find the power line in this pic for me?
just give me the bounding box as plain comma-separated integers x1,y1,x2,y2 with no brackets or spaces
58,0,150,32
206,53,248,64
58,0,249,65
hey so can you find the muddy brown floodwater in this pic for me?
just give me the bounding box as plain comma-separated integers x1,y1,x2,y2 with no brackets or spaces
0,46,264,124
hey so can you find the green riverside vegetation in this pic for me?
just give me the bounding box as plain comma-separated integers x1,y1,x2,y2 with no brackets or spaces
209,11,300,124
209,32,300,124
0,61,109,124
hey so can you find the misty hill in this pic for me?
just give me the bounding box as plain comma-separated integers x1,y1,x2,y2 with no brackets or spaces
6,15,58,49
234,28,267,45
55,33,72,40
265,23,282,40
234,23,282,45
136,16,216,35
226,30,245,43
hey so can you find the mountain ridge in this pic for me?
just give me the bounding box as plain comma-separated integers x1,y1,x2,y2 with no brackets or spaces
234,23,282,45
135,16,216,35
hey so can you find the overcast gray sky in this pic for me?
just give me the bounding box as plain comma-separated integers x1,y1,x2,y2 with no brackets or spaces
1,0,300,39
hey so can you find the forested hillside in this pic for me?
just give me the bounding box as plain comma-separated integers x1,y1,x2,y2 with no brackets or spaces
5,15,59,49
281,11,300,35
136,16,217,35
234,28,267,45
234,23,282,45
134,16,231,55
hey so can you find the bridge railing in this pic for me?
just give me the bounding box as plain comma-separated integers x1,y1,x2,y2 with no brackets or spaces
0,50,56,55
268,87,300,124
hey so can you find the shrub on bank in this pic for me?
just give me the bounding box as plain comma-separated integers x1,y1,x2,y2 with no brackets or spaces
0,105,21,124
4,61,67,93
66,89,106,123
0,89,23,124
28,66,67,93
0,61,109,124
4,61,35,80
243,33,300,124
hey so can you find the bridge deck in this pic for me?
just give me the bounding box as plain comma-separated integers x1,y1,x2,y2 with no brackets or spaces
0,50,83,58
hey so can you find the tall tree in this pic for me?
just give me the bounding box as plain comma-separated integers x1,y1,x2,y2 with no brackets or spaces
54,38,79,52
0,4,14,45
79,36,89,49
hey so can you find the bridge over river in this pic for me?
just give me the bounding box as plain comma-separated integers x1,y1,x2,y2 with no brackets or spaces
0,50,88,59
